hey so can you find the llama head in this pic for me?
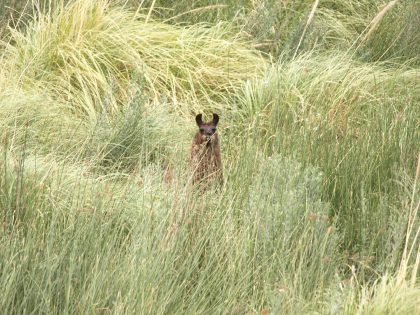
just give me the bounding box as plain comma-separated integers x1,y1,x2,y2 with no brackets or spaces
195,113,219,144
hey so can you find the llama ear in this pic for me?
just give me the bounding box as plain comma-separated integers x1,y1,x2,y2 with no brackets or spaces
212,113,219,126
195,114,203,126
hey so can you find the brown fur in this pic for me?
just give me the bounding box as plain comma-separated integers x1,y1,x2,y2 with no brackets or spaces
189,113,223,187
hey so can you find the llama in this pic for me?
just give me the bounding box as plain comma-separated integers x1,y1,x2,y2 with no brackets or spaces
190,113,223,187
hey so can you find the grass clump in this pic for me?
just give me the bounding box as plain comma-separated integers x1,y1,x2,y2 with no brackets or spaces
1,0,265,120
0,0,265,166
360,0,420,65
234,53,419,268
84,89,187,173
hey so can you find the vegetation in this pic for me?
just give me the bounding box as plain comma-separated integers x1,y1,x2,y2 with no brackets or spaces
0,0,419,314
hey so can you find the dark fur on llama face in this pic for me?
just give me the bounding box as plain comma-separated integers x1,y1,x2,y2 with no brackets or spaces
190,113,223,187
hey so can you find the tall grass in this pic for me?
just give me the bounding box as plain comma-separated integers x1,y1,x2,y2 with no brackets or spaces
1,0,264,119
0,142,341,314
132,0,420,64
0,0,265,161
235,53,419,267
361,0,420,65
0,0,419,314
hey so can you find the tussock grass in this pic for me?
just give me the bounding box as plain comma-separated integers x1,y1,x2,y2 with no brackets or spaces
234,53,419,266
0,0,419,314
0,142,341,314
361,0,420,65
0,0,265,165
1,0,265,120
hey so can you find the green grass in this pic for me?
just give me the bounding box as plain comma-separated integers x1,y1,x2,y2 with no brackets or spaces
0,0,419,314
234,54,419,266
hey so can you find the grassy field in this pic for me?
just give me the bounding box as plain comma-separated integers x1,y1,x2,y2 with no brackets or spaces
0,0,419,314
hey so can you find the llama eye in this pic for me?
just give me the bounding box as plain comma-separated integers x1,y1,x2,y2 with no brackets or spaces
199,128,205,133
211,128,217,133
